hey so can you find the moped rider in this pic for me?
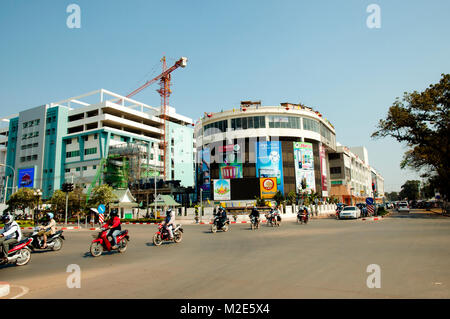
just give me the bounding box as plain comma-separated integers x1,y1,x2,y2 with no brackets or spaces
163,208,175,240
37,212,56,249
249,207,260,224
103,211,121,249
0,214,22,263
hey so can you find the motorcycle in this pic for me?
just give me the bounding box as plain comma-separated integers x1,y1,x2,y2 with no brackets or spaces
250,216,260,230
90,227,129,257
266,211,280,227
297,211,309,224
153,223,183,245
29,227,65,251
0,237,33,266
211,216,230,233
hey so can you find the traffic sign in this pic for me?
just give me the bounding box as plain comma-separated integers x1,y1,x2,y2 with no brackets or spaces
98,204,106,214
366,197,374,205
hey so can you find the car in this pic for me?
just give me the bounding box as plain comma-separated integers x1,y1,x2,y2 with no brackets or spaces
339,206,361,219
397,202,410,213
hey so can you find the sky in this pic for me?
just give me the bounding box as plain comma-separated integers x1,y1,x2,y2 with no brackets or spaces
1,0,449,192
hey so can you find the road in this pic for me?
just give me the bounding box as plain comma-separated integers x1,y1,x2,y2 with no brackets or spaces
1,209,449,299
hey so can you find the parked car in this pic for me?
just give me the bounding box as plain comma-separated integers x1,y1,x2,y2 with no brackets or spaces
339,206,361,219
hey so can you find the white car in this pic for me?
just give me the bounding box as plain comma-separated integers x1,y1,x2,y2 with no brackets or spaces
339,206,361,219
397,202,410,213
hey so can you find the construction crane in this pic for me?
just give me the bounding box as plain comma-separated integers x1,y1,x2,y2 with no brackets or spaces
122,56,187,180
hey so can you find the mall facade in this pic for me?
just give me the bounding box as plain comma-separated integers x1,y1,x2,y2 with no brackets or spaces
194,102,337,202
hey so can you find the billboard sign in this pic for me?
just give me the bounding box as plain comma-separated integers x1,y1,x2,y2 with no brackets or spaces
219,143,243,179
199,148,211,191
18,167,35,189
255,141,284,194
293,142,315,192
260,177,277,199
319,144,328,196
213,179,231,200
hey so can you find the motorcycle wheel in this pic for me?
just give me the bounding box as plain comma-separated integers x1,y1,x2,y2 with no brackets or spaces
251,223,255,230
174,232,183,243
118,238,128,253
211,224,217,233
90,242,103,257
52,238,63,251
16,247,32,266
153,233,163,246
222,224,229,232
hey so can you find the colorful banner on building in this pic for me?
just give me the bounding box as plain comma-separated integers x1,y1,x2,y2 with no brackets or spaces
199,148,211,191
260,177,277,199
218,143,243,179
319,144,328,197
18,167,35,189
213,179,231,200
255,141,284,194
293,142,315,192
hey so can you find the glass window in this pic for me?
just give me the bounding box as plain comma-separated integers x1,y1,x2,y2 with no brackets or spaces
248,117,254,129
242,117,247,130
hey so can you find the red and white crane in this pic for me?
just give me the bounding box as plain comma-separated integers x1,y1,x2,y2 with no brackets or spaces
123,56,187,180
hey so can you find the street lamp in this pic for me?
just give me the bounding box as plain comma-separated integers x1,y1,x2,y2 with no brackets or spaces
33,189,42,226
0,163,15,203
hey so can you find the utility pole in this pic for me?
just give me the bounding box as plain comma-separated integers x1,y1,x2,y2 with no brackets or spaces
200,188,203,223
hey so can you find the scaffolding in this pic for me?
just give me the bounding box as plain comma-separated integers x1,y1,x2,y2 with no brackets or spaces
104,142,160,189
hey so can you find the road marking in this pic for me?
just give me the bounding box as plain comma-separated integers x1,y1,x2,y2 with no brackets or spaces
0,282,10,297
9,285,30,299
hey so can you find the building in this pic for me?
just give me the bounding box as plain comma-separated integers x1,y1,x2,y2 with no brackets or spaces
194,101,337,202
328,144,385,205
1,89,195,201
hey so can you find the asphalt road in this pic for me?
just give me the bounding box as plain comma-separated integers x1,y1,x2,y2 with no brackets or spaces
1,209,449,299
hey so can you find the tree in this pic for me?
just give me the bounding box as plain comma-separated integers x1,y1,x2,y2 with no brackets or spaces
385,191,400,201
273,191,285,206
372,74,450,199
399,180,420,201
48,187,87,219
87,184,117,210
6,188,40,217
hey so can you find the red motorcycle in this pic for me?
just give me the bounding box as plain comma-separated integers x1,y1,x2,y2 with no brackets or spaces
90,227,129,257
152,223,183,246
0,237,33,266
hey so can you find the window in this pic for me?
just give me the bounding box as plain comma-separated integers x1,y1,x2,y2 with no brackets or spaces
84,147,97,155
65,169,70,173
84,136,89,142
66,139,72,145
32,155,38,161
203,120,228,136
66,150,80,158
83,166,87,171
94,134,98,140
303,118,320,133
330,167,342,174
93,165,97,170
231,116,265,131
76,167,80,172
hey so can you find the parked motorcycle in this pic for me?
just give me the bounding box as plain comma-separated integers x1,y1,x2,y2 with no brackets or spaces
90,227,129,257
153,223,183,246
250,216,260,230
211,216,230,233
28,227,65,251
0,237,33,266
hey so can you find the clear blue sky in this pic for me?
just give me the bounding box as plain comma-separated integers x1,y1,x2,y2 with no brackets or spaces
1,0,449,192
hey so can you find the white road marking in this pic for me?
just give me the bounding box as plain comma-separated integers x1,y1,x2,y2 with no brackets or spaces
9,285,29,299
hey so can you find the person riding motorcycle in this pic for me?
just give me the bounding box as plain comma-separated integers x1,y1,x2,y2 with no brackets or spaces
298,206,309,222
102,211,121,249
37,212,56,249
216,206,228,229
249,207,260,224
163,208,175,240
0,214,22,263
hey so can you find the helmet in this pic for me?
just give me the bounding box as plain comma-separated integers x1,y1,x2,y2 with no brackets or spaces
166,208,173,213
47,213,54,219
2,214,12,225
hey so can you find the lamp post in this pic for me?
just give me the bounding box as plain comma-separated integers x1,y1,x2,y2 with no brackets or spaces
0,163,15,203
33,189,42,226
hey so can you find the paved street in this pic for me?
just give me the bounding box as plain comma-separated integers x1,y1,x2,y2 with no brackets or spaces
1,209,449,299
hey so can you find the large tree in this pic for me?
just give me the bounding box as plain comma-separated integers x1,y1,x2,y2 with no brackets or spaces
372,73,450,199
399,180,420,201
87,184,117,210
6,188,41,217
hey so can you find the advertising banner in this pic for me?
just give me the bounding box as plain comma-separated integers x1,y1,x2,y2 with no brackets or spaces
255,141,284,194
219,143,243,179
213,179,231,200
319,144,328,197
199,148,211,191
18,167,35,189
293,142,316,192
260,177,277,199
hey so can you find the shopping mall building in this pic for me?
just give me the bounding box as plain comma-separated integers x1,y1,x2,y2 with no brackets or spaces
194,101,337,202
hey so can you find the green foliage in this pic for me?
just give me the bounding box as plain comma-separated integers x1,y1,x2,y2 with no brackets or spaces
399,180,420,201
87,184,117,209
385,191,400,201
372,74,450,198
254,197,266,207
273,191,285,206
48,186,87,218
6,188,41,214
286,191,297,205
